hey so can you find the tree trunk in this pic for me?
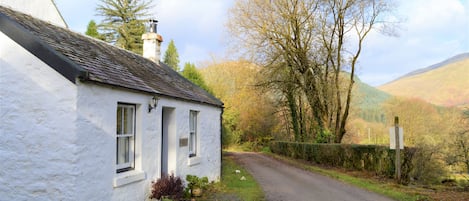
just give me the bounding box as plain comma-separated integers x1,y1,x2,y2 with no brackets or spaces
286,90,301,142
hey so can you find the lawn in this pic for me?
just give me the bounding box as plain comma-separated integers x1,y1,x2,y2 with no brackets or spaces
202,152,264,201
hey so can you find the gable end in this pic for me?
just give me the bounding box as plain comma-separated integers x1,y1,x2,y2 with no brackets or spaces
0,12,88,83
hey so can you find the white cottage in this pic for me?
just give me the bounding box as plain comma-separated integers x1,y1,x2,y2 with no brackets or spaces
0,5,223,201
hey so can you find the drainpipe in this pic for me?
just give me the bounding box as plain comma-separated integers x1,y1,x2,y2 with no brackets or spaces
220,105,224,181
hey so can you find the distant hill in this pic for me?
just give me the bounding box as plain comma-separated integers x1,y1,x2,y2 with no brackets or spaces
352,76,391,123
391,53,469,81
379,53,469,107
354,76,391,109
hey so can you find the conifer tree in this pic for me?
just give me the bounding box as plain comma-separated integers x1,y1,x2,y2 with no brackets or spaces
182,62,212,94
85,20,104,40
96,0,151,54
163,40,180,71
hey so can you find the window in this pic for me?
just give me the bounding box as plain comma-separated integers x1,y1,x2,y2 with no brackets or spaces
116,104,135,173
189,110,198,157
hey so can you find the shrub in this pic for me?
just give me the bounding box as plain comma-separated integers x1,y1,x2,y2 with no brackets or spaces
186,175,209,190
270,141,417,183
411,144,447,184
186,174,209,197
150,173,184,200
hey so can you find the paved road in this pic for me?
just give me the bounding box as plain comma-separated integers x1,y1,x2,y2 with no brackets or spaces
232,152,394,201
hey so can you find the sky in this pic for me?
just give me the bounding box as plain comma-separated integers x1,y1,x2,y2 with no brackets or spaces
54,0,469,86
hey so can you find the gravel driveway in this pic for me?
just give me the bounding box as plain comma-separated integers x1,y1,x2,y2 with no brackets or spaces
232,152,394,201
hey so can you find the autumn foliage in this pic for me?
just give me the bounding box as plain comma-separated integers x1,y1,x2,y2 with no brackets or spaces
201,61,278,147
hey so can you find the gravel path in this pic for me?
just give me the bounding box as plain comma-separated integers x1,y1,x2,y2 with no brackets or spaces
232,152,394,201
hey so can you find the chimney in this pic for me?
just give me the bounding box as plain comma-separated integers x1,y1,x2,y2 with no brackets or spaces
142,19,163,63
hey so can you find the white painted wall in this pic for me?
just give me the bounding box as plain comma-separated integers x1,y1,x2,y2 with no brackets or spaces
0,31,78,200
167,100,222,182
1,30,221,200
0,0,67,27
75,82,222,200
75,83,159,201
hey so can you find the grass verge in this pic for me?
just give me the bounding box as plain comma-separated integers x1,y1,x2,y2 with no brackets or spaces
203,152,264,200
266,153,427,201
219,152,265,201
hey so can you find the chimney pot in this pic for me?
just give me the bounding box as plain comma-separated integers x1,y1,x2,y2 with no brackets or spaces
149,19,158,33
142,19,163,63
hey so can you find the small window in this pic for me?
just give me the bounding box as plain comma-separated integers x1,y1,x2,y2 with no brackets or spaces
189,110,198,157
116,103,136,173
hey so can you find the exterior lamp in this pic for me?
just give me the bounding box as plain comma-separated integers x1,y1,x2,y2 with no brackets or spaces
148,95,159,113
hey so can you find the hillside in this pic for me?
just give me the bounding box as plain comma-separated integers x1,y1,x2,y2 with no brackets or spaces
352,77,391,123
354,77,391,109
379,53,469,107
397,53,469,79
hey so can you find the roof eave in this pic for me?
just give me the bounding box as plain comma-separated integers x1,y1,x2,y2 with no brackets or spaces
0,11,88,83
79,79,224,108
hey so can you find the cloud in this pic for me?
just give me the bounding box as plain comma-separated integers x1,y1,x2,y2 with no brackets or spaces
55,0,468,83
154,0,234,66
358,0,469,86
55,0,233,66
155,0,229,34
405,0,466,34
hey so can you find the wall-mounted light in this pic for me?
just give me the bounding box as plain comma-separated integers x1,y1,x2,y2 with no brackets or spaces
148,95,159,113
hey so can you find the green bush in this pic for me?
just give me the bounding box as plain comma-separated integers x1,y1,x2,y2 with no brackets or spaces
411,145,446,184
270,141,416,183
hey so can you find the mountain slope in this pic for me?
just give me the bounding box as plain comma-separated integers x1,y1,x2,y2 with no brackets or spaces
354,76,391,109
352,76,391,123
395,53,469,80
379,53,469,107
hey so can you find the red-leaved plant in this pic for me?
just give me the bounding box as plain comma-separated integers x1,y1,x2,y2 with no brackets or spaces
149,173,184,200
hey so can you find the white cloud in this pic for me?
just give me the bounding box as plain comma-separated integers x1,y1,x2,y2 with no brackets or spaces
358,0,469,86
55,0,468,83
154,0,234,66
55,0,234,66
155,0,228,33
404,0,466,34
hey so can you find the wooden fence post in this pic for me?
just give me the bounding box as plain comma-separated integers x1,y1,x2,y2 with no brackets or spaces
395,116,401,183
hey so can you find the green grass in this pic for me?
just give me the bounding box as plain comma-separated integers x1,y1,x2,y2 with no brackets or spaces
200,151,264,200
266,153,426,201
220,153,265,201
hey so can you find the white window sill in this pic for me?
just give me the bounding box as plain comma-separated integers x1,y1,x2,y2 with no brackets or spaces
113,170,146,187
188,156,201,166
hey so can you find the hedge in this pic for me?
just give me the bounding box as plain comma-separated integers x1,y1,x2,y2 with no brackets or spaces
270,141,416,183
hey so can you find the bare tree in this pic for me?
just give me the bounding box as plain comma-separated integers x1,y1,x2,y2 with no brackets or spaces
228,0,395,143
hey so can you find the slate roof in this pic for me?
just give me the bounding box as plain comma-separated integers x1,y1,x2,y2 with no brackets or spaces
0,6,223,107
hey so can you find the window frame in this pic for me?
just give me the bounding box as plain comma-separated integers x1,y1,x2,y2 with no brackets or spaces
116,103,136,173
189,110,198,158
